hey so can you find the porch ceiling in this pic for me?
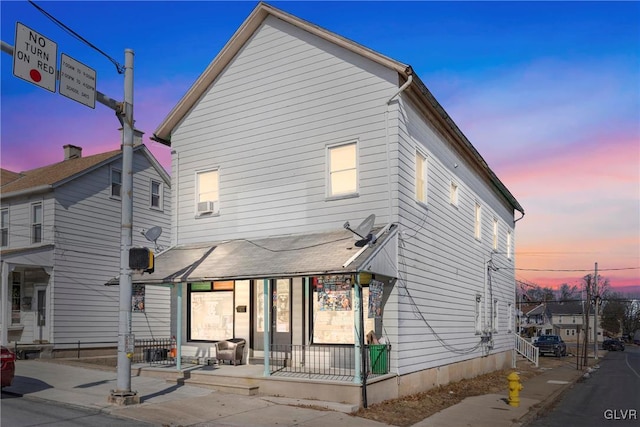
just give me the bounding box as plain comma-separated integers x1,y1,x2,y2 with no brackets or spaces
129,225,398,285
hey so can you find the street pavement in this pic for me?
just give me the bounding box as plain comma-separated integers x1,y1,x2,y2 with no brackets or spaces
1,351,602,427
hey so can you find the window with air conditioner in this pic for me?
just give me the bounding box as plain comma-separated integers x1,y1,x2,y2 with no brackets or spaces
196,169,219,216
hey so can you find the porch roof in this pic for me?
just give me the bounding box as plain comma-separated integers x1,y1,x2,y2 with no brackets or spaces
128,225,398,285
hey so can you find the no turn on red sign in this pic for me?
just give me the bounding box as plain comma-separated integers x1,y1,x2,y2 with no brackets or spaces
13,22,58,92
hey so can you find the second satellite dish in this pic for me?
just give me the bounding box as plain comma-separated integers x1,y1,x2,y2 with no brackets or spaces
143,226,163,243
344,214,377,247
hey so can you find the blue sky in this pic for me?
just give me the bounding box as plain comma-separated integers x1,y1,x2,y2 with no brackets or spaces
1,1,639,292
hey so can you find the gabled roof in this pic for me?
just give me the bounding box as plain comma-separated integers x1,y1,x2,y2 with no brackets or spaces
1,145,170,200
1,169,23,186
151,2,523,215
545,301,589,316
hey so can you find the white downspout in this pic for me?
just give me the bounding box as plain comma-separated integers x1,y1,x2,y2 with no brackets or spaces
385,74,413,223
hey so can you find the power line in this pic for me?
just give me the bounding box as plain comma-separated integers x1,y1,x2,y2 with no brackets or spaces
28,0,123,73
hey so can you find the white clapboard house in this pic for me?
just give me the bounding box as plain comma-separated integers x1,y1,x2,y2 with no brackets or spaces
136,2,524,405
0,139,171,358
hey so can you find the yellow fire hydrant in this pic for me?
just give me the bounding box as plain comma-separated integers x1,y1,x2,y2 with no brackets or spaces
508,371,523,407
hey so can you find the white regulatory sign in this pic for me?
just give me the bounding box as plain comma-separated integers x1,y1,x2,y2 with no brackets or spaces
59,54,97,109
13,22,58,92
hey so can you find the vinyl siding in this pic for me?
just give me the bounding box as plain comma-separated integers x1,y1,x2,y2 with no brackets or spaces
51,151,171,346
390,97,516,374
172,15,398,244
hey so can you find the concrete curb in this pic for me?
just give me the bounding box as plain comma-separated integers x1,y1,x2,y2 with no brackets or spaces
515,364,593,426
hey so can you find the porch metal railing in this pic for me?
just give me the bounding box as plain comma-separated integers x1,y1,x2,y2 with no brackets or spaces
133,338,174,365
515,333,539,367
269,343,390,381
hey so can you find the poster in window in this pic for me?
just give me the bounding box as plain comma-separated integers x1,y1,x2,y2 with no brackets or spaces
368,279,384,318
190,291,234,341
132,284,145,312
315,275,352,311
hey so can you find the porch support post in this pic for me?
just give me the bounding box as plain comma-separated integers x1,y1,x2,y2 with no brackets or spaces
1,261,9,346
176,283,182,371
353,275,362,384
263,278,270,376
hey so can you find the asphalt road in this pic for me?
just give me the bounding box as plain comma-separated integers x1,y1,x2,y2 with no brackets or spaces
0,391,154,427
528,345,640,427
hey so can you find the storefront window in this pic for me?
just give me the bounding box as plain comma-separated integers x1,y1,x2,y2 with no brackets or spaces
189,281,234,341
311,275,375,344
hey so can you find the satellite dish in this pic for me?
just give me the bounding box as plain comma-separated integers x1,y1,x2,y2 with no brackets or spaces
344,214,377,247
142,226,163,244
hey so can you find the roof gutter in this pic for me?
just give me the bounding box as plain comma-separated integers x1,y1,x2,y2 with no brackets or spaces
0,184,52,200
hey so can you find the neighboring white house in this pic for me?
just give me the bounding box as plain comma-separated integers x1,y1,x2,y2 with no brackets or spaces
520,301,601,344
0,139,171,357
136,2,524,405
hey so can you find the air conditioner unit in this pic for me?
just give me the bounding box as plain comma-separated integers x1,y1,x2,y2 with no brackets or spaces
197,200,218,214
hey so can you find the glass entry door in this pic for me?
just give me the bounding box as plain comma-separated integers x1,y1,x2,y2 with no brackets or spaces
253,279,292,351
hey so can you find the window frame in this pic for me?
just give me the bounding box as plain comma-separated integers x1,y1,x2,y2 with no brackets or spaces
474,294,482,335
415,149,428,205
187,281,235,342
31,202,42,244
195,168,220,216
492,218,498,251
449,181,459,207
1,208,8,247
474,202,482,240
326,140,358,199
110,167,122,199
150,179,163,210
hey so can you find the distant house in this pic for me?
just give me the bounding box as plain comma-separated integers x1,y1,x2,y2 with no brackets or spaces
136,2,523,405
521,301,601,344
0,139,171,357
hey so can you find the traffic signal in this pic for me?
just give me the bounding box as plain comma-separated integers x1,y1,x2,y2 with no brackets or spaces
129,247,154,274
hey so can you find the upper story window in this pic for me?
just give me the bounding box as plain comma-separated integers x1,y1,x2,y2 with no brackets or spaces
150,180,163,210
31,202,42,244
507,230,512,259
111,168,122,199
415,151,427,204
327,141,357,198
492,219,498,251
450,181,459,206
474,202,482,240
1,208,8,247
196,169,219,215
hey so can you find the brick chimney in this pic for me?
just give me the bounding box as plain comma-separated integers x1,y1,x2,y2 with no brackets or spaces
63,144,82,160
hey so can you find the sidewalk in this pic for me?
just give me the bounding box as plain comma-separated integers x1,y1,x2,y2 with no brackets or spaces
2,355,594,427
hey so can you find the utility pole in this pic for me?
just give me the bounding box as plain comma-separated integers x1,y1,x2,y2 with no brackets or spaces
593,262,599,361
110,48,138,404
583,278,590,366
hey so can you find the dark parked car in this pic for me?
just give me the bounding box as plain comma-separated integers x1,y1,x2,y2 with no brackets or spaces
1,346,16,388
602,338,625,351
533,335,567,357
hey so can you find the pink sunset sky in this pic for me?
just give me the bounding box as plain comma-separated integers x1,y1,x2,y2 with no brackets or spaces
1,1,638,295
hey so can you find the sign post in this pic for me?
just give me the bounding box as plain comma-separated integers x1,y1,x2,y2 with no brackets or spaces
13,22,57,92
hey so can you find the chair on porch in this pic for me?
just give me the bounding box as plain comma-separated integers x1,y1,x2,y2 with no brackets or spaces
215,338,246,365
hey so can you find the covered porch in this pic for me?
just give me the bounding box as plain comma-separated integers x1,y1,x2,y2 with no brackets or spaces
129,224,399,404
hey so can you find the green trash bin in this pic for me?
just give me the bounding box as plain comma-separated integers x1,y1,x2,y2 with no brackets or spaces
369,344,388,374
